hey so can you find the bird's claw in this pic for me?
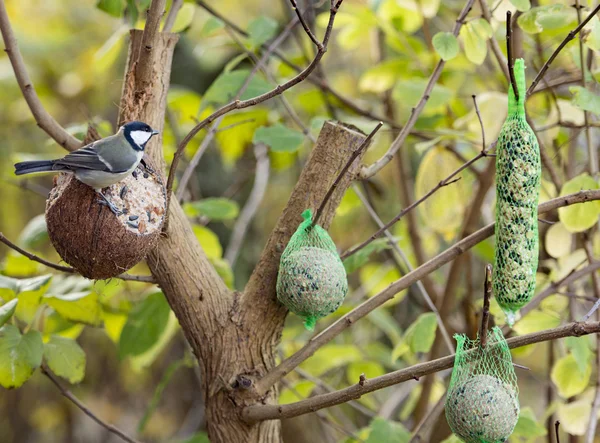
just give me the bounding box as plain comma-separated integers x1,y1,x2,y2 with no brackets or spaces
140,158,155,175
96,192,122,216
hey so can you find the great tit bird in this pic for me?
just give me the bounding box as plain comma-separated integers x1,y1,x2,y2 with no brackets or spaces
14,121,159,215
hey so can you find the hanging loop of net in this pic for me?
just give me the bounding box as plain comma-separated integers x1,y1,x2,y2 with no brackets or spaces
445,327,520,443
494,58,541,326
276,209,348,330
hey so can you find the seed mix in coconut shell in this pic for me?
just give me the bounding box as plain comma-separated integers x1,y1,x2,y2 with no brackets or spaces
45,164,166,280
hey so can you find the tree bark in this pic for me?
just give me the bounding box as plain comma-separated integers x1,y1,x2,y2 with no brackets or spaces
117,29,368,442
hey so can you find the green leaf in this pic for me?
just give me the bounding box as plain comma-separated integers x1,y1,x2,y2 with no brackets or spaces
247,16,278,47
299,344,362,376
392,80,453,112
407,312,437,353
0,325,43,388
558,174,600,233
358,59,406,93
0,299,18,328
119,292,171,360
44,291,102,326
175,433,210,443
343,238,390,274
551,353,591,398
509,0,531,12
200,16,224,37
518,5,576,34
126,0,138,26
565,336,591,376
461,21,488,65
184,198,239,221
584,17,600,51
432,32,459,61
96,0,125,17
557,398,591,435
192,225,223,259
570,86,600,114
346,361,385,383
279,380,316,404
18,214,48,249
44,336,86,383
209,257,235,289
513,309,560,335
253,124,304,153
0,274,52,295
513,407,547,438
202,70,271,108
170,3,195,33
366,417,410,443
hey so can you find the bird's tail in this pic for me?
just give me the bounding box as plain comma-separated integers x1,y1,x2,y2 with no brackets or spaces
14,160,55,175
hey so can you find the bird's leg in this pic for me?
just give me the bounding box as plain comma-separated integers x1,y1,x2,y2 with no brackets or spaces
140,158,155,175
95,189,122,216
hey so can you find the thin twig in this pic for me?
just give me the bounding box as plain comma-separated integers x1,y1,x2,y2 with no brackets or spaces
528,4,600,96
472,95,486,149
254,189,600,395
312,122,382,226
225,143,270,266
506,11,519,102
555,420,561,443
343,142,493,260
353,185,454,353
42,364,142,443
0,232,155,283
162,0,183,32
479,264,492,348
0,0,81,151
359,0,475,179
164,1,345,229
478,0,509,80
225,27,315,143
244,320,600,422
289,0,322,48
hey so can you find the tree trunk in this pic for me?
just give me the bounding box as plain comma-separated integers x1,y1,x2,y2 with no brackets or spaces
118,30,367,443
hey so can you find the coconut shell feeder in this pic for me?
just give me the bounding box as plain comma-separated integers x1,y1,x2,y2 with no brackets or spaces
45,164,166,280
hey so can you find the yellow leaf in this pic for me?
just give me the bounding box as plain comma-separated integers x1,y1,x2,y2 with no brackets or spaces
192,225,223,259
513,309,560,335
545,222,572,258
557,399,591,435
551,354,592,398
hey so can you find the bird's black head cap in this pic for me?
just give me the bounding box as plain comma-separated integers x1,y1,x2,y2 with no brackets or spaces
121,121,159,151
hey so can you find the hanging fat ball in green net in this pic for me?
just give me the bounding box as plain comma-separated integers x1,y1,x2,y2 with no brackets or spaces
494,58,541,326
276,209,348,330
445,327,520,443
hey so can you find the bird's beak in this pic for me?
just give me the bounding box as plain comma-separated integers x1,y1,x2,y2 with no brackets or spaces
151,130,159,136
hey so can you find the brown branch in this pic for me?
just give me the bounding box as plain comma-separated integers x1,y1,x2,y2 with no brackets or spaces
555,421,561,443
359,0,475,179
312,122,382,226
164,1,345,226
42,364,142,443
244,320,600,422
254,188,600,395
0,232,155,283
528,4,600,96
478,0,509,80
506,11,519,102
135,0,167,89
289,0,322,49
0,0,81,151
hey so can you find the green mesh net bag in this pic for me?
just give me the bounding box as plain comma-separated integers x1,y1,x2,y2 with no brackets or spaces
445,327,520,443
494,58,541,326
276,209,348,330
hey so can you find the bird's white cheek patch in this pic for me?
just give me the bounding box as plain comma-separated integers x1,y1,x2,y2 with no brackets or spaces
131,130,152,146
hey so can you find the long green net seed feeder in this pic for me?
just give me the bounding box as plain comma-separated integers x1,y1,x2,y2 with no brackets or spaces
445,327,520,443
276,209,348,330
494,57,541,326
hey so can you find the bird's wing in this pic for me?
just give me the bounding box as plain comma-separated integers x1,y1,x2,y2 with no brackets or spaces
54,139,128,173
